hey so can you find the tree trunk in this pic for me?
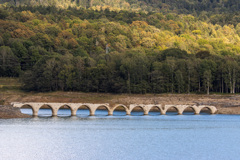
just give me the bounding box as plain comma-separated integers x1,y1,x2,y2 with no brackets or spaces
207,82,209,95
88,0,93,8
188,74,190,94
221,76,223,93
198,78,201,92
171,73,174,93
233,68,236,94
225,83,228,93
127,71,131,94
229,71,232,93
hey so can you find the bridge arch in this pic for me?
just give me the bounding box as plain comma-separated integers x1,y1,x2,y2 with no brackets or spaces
94,105,111,116
76,105,92,116
57,104,73,117
200,106,214,114
20,104,34,116
38,104,54,117
112,104,128,115
182,106,197,115
165,106,180,115
148,105,162,115
130,106,145,116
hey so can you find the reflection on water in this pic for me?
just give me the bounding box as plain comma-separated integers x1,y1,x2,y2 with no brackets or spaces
21,108,210,116
0,109,240,160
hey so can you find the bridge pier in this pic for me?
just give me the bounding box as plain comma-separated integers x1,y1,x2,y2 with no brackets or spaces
90,111,95,116
33,110,38,116
195,109,200,115
144,110,149,115
71,110,77,116
161,110,166,115
178,108,184,115
52,109,58,116
108,110,113,116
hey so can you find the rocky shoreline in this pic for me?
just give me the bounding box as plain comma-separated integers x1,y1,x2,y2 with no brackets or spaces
0,105,31,119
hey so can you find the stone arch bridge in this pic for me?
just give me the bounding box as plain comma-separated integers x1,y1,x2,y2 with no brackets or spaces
11,102,217,116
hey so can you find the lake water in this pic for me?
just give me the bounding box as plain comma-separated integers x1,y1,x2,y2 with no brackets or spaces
0,109,240,160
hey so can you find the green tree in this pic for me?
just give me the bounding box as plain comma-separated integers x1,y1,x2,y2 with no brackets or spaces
0,36,4,46
175,70,184,93
203,70,212,95
0,46,21,77
165,57,176,93
223,59,238,94
0,9,9,20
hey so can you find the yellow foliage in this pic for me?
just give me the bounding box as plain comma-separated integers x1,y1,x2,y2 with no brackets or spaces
141,37,156,48
10,28,35,38
157,45,168,51
192,30,202,35
68,38,79,48
130,21,148,28
59,30,73,39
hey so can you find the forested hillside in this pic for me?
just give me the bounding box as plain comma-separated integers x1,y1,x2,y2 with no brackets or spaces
1,0,240,14
1,3,240,94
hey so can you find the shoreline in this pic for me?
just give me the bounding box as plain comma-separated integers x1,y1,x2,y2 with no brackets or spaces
0,105,31,119
1,91,240,118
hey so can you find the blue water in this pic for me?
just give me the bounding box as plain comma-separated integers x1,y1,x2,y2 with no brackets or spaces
0,109,239,160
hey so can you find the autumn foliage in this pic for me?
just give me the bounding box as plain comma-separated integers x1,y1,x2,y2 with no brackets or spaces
0,6,240,94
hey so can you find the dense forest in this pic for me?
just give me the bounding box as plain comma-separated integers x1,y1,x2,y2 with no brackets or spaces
2,0,240,14
1,2,240,94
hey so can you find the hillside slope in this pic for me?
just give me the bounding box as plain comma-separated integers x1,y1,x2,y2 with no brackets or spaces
1,5,240,93
1,0,240,13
